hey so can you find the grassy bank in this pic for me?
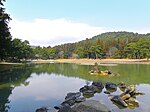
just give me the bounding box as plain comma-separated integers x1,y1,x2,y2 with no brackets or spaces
32,59,150,65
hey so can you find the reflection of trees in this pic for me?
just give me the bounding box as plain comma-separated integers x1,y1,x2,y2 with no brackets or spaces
32,63,150,85
0,65,32,112
0,87,13,112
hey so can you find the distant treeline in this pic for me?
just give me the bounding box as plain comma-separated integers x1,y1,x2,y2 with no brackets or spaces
0,1,150,62
32,32,150,60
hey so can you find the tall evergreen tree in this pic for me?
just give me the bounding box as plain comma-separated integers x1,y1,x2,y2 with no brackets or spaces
0,0,12,60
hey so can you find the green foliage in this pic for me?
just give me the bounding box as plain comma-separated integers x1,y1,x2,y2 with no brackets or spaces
89,45,103,59
10,38,32,62
0,0,12,60
51,32,150,59
124,39,150,59
32,47,57,60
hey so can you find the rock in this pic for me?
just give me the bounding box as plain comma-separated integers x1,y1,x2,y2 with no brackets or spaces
54,105,62,110
109,95,128,107
79,85,100,98
125,85,136,94
92,81,104,89
125,97,139,108
118,82,127,91
75,97,86,103
61,99,76,106
88,85,99,93
55,92,84,110
105,82,117,90
120,94,131,100
79,86,88,93
72,100,111,112
36,107,48,112
82,90,94,98
134,91,145,96
54,102,70,110
104,70,112,74
104,91,111,94
65,92,81,101
58,105,75,112
107,70,112,74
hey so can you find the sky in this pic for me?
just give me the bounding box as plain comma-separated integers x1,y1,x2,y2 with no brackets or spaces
4,0,150,47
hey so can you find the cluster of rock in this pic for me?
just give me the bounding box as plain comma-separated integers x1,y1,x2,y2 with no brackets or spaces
89,69,120,77
35,81,144,112
89,62,120,77
109,82,144,109
54,92,85,110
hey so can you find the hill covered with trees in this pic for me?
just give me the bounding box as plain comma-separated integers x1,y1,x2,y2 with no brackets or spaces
32,31,150,60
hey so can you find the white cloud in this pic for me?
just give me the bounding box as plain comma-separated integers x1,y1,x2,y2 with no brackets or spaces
9,18,150,47
9,18,109,47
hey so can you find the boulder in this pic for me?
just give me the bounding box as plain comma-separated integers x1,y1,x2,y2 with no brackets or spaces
125,97,139,109
105,82,117,91
72,100,111,112
88,85,100,93
82,90,94,98
58,105,75,112
108,95,128,107
65,92,81,101
79,86,88,93
104,91,111,94
120,94,131,100
75,97,86,103
36,107,48,112
36,107,57,112
61,99,76,106
92,81,104,89
118,82,127,92
55,92,85,110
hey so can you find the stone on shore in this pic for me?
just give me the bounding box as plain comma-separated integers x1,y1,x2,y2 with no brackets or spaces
72,100,111,112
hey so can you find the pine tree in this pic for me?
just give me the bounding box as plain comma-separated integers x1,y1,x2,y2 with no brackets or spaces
0,0,12,60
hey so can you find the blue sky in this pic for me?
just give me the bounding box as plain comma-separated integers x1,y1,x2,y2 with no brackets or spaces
5,0,150,46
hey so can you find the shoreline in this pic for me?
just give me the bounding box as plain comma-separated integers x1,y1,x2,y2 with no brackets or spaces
1,59,150,65
32,59,150,65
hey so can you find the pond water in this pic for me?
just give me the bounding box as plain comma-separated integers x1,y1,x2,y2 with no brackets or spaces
0,63,150,112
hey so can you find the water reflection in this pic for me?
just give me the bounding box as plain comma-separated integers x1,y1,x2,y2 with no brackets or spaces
8,73,86,112
0,63,150,112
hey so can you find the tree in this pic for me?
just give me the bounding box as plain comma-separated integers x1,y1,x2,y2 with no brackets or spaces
90,45,103,59
11,38,32,62
0,0,12,60
108,47,118,58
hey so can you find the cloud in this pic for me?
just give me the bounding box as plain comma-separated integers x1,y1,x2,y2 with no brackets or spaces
9,18,150,47
9,18,109,47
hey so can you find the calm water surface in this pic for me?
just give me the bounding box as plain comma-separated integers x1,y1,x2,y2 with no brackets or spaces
0,63,150,112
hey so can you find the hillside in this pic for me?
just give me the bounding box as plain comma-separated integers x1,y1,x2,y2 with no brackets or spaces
32,31,150,60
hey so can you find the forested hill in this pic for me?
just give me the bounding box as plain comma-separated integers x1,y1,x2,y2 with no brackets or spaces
43,31,149,59
92,31,150,40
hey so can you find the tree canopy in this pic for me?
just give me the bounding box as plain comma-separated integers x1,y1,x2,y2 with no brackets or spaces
0,0,12,60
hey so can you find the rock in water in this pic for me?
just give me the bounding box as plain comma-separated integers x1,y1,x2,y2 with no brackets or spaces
105,82,117,90
104,91,111,94
65,92,81,101
72,100,111,112
120,94,131,100
75,97,86,103
92,81,104,89
109,95,128,107
36,107,48,112
58,105,75,112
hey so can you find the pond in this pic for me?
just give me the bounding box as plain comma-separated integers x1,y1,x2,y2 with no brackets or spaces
0,63,150,112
